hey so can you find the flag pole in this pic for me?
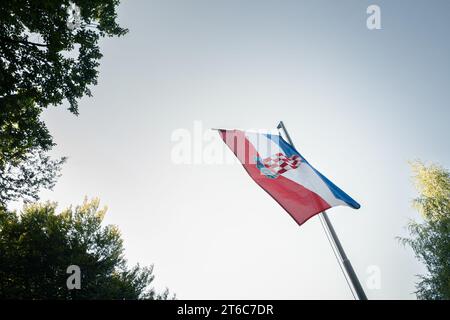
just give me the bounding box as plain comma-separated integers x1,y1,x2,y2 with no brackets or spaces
277,121,368,300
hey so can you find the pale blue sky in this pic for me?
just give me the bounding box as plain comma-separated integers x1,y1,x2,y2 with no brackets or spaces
34,0,450,299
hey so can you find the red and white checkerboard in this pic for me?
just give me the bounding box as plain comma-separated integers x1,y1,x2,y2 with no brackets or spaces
262,153,301,175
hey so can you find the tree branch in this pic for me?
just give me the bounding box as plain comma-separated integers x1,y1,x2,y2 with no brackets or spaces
0,36,48,48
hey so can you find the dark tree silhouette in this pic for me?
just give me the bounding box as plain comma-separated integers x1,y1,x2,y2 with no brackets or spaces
0,0,127,205
0,198,171,299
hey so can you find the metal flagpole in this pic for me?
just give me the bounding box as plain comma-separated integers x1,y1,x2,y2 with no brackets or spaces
277,121,368,300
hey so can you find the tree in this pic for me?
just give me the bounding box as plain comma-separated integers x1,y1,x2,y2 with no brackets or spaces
0,0,127,205
400,161,450,300
0,84,66,206
0,198,170,299
410,161,450,222
0,0,127,113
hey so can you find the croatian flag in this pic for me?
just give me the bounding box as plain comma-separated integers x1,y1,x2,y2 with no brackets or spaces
218,129,360,226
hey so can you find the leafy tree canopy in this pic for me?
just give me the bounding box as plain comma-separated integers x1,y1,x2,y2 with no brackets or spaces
400,161,450,300
0,147,65,207
0,0,127,114
0,198,170,299
411,161,450,221
0,0,127,205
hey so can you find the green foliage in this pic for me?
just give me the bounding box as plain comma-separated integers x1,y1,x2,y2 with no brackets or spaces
0,94,65,206
0,0,127,205
0,0,127,113
401,218,450,300
400,161,450,300
0,198,170,299
0,95,53,165
410,161,450,221
0,147,66,206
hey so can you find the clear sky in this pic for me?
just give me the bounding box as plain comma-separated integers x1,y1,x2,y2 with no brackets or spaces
32,0,450,299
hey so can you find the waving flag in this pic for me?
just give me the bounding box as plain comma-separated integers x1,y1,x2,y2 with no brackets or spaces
218,129,360,226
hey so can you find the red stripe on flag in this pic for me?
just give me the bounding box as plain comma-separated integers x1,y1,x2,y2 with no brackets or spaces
219,130,331,226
